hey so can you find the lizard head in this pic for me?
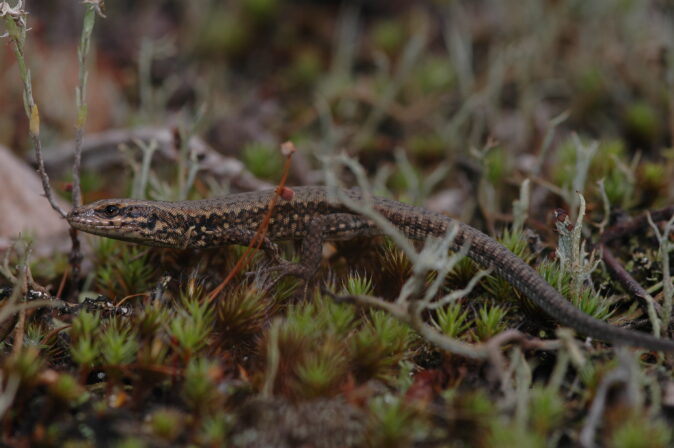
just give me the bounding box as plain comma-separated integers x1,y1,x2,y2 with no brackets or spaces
67,199,171,246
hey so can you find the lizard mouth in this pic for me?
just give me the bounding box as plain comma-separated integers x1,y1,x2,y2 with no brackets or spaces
66,213,125,232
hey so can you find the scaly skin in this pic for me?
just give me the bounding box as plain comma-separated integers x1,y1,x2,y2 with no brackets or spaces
67,186,674,352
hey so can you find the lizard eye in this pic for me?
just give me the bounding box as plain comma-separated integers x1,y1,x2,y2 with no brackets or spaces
102,205,120,217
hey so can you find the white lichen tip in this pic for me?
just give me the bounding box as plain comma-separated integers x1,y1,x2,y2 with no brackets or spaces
0,0,25,17
82,0,107,18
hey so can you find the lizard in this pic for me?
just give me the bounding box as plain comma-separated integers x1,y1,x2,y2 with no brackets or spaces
66,185,674,352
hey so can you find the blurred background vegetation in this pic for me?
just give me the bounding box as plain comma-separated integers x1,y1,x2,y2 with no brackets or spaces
3,0,673,211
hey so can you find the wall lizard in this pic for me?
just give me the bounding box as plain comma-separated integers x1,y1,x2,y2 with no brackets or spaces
67,186,674,352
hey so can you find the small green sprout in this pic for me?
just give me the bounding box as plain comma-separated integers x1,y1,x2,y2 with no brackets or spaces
325,300,357,336
433,303,471,339
369,310,413,354
609,415,671,448
458,390,495,418
378,240,413,288
242,0,279,22
136,301,169,339
48,373,87,406
367,395,416,447
136,337,168,366
94,243,154,297
148,408,184,442
182,358,221,413
538,261,612,321
283,302,323,339
488,421,545,448
197,412,230,446
241,141,284,180
484,146,509,185
343,272,374,296
529,386,564,435
70,337,99,367
70,310,100,341
415,56,455,94
349,310,412,381
640,162,666,188
572,288,612,321
287,48,322,87
5,347,42,386
215,285,274,343
99,319,138,366
295,348,346,398
625,101,658,140
372,19,405,54
113,438,146,448
474,305,508,341
23,322,47,349
170,297,214,356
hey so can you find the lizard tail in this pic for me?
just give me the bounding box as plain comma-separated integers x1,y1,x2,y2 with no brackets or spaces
457,223,674,352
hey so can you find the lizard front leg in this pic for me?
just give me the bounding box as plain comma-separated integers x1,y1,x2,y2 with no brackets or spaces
264,213,375,281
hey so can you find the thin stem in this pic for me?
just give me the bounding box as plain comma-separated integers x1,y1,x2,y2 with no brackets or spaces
3,12,67,218
72,5,97,208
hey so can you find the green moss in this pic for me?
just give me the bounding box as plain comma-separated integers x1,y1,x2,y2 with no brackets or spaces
295,345,347,398
241,141,284,181
182,358,221,413
349,310,413,381
48,373,88,405
625,101,658,140
638,161,667,199
113,438,146,448
372,19,406,55
170,297,215,357
343,272,374,296
609,415,671,448
196,412,230,446
99,318,138,366
287,48,322,87
407,133,447,160
242,0,279,22
552,138,578,187
194,9,251,57
94,241,154,298
368,310,413,356
71,310,100,341
538,260,612,321
5,347,42,386
148,408,184,442
70,337,99,367
414,56,455,93
640,161,666,184
367,395,418,447
433,302,471,339
529,386,564,435
488,421,545,448
473,305,508,341
552,137,635,206
576,67,605,98
484,147,509,185
215,285,276,344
